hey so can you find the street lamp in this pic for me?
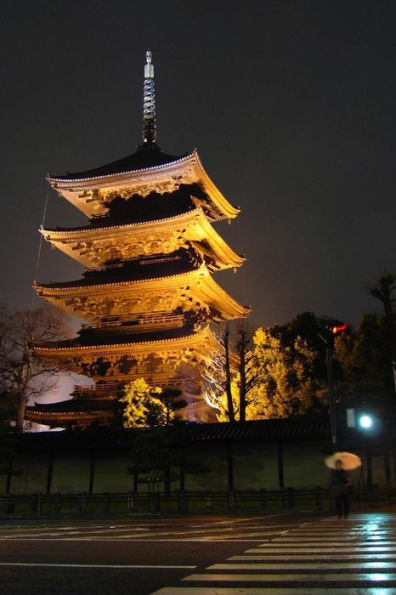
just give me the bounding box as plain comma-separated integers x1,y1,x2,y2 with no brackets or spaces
358,413,373,430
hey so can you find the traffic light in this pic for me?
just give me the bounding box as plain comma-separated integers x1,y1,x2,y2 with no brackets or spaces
317,319,349,344
328,322,348,336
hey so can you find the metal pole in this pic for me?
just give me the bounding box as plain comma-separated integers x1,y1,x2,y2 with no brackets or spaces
326,339,337,450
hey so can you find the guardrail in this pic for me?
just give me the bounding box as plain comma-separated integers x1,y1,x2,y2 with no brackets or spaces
0,488,331,518
0,486,391,518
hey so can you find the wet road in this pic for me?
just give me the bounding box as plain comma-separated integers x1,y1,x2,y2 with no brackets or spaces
0,512,395,594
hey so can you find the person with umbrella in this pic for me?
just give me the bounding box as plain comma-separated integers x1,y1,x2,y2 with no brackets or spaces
325,452,362,519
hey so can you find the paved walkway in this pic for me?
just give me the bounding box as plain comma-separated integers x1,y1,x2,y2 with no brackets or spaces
154,512,396,593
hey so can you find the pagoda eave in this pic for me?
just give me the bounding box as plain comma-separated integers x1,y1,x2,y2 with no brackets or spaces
35,325,221,356
40,207,245,270
25,408,114,428
34,266,250,323
47,150,240,221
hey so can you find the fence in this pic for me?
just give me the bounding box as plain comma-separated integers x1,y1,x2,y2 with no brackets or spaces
0,486,392,519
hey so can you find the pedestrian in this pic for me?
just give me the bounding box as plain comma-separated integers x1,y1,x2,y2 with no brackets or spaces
330,459,351,519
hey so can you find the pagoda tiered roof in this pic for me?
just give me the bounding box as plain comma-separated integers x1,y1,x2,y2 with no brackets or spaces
34,324,222,365
39,326,201,349
41,207,245,270
37,247,202,287
50,144,180,180
26,399,115,429
47,147,240,221
34,260,249,323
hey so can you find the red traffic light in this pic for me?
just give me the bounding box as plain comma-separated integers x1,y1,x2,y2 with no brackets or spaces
330,323,348,335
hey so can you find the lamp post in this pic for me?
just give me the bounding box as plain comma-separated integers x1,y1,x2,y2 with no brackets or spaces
325,337,337,450
318,321,348,452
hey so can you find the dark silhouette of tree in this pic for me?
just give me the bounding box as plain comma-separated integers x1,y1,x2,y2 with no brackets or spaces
335,273,396,409
236,323,258,422
224,325,235,422
0,304,71,431
159,387,186,426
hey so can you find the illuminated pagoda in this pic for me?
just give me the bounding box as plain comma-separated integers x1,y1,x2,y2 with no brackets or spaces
27,51,249,429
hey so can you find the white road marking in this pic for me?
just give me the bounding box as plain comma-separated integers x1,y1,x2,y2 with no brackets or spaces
182,572,396,582
0,562,196,569
0,537,272,543
208,561,396,570
153,589,395,594
151,516,396,593
230,553,396,560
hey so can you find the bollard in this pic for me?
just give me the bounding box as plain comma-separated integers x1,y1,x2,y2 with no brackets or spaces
260,489,267,511
7,494,15,515
103,493,110,514
80,492,87,514
177,490,187,513
56,494,62,515
127,491,134,513
287,487,295,510
315,486,322,511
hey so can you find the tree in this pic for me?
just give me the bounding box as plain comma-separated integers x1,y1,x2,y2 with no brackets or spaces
159,387,186,426
203,316,328,422
368,273,396,323
335,314,394,408
120,379,186,428
236,323,258,422
223,325,235,422
0,391,19,433
368,273,396,401
120,379,164,428
201,325,235,421
334,273,396,410
245,324,327,419
0,304,71,431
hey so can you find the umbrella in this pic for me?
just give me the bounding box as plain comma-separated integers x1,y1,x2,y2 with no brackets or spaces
325,451,362,471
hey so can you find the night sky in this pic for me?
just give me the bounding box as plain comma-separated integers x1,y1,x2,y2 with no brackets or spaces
1,0,395,331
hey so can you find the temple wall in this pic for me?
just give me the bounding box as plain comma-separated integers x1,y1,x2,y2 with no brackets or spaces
1,437,393,495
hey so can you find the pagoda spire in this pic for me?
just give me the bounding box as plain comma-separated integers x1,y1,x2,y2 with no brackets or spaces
142,50,156,145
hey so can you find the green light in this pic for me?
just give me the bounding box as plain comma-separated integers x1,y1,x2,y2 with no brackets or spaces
359,414,373,429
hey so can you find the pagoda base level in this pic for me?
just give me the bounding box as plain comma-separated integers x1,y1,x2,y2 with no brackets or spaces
26,396,218,430
26,393,217,429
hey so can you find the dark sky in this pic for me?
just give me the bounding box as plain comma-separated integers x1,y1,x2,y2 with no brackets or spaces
1,0,395,330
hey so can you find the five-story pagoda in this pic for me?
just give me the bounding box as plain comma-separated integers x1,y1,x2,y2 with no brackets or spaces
27,51,249,429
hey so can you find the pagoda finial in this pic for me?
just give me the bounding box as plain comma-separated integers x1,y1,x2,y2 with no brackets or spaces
142,50,156,145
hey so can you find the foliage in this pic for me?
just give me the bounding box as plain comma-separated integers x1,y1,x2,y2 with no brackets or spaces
333,273,396,410
204,315,328,422
245,326,327,419
120,379,186,428
120,379,163,428
213,374,241,422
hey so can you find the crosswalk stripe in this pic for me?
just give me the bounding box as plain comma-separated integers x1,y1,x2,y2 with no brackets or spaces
208,561,396,570
153,589,396,594
246,547,396,553
182,572,396,583
230,553,396,560
163,516,396,591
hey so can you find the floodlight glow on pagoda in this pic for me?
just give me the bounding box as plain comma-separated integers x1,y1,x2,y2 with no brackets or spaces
28,50,250,429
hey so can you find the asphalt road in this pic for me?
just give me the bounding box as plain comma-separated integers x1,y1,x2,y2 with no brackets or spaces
1,512,395,594
0,513,310,594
